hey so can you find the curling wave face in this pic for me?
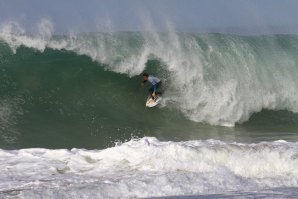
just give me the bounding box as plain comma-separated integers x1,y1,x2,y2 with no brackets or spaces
0,20,298,126
1,22,298,127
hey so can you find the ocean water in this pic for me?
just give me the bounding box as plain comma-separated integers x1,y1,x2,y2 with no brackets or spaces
0,24,298,198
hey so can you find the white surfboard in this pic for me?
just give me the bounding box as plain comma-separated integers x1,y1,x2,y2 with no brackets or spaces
146,96,162,108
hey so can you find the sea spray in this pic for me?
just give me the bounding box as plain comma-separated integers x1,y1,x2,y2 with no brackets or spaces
1,25,298,126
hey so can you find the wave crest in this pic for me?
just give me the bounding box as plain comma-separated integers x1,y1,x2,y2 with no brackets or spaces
1,25,298,126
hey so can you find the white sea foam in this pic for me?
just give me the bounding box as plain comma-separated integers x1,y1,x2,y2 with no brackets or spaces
1,22,298,126
0,20,54,52
0,137,298,198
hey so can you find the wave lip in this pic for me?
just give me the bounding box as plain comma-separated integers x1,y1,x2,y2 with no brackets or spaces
1,137,298,198
1,24,298,127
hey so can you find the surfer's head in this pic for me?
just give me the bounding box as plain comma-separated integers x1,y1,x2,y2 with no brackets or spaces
143,73,149,81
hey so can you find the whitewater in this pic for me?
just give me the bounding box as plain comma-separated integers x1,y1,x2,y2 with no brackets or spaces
1,20,298,198
1,137,298,198
1,21,298,127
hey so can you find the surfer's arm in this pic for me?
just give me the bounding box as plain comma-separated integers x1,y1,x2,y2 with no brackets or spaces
142,79,149,87
141,80,146,86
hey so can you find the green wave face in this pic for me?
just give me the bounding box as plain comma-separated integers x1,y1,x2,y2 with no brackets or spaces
1,32,298,148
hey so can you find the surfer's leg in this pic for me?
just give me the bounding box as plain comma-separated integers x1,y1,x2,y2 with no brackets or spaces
156,82,162,95
157,81,161,88
153,85,158,100
149,85,158,100
149,86,154,99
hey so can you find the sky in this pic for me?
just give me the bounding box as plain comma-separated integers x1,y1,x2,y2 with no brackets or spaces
0,0,298,34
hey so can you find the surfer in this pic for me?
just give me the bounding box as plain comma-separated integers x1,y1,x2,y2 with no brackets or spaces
142,73,161,100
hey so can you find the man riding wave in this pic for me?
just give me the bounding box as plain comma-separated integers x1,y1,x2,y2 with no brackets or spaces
142,73,161,101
